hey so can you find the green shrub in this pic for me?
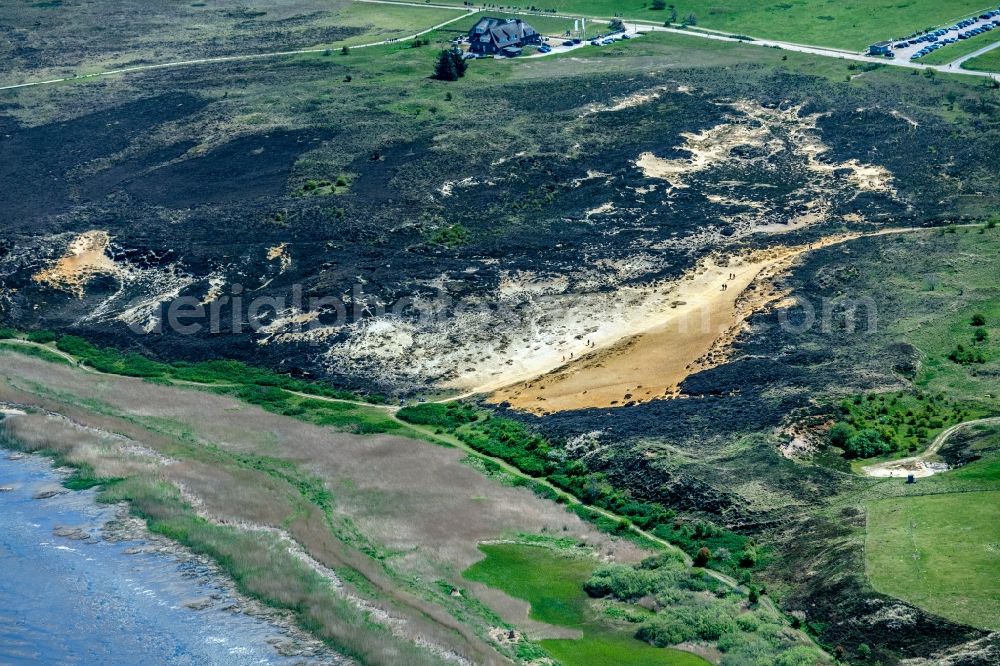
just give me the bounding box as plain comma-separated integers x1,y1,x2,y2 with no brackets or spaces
948,344,988,365
970,313,986,326
828,422,855,449
843,428,894,458
636,615,696,646
26,329,59,343
397,403,479,429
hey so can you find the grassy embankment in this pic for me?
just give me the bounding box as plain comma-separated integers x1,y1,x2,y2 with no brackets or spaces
920,30,1000,65
318,3,470,48
421,0,993,50
0,328,410,436
464,542,826,665
0,409,444,665
807,227,1000,631
864,425,1000,629
963,43,1000,70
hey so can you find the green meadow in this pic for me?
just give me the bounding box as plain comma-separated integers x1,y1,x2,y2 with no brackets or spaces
463,543,710,665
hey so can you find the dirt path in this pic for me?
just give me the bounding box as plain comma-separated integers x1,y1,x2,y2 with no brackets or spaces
861,417,1000,478
1,339,782,616
0,5,479,92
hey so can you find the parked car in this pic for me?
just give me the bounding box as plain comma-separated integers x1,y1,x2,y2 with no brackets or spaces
538,45,552,53
562,40,574,46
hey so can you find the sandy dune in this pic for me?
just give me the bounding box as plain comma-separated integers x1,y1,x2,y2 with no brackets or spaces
490,233,878,414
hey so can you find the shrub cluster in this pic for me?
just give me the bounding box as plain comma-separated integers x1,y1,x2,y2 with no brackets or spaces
586,555,825,664
828,391,980,458
397,404,760,574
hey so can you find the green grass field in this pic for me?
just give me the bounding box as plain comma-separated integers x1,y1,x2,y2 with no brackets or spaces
422,0,995,50
323,3,469,47
889,228,1000,409
866,490,1000,629
920,32,1000,65
963,42,1000,70
463,544,710,665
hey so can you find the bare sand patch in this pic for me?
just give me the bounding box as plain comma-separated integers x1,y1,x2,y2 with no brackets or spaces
636,100,895,224
582,85,671,115
489,233,880,414
635,120,777,190
267,242,291,273
32,230,120,298
28,229,193,331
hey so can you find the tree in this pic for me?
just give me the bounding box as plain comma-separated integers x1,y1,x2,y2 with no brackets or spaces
971,313,986,326
340,45,350,55
739,544,759,568
843,428,894,458
609,18,625,32
829,422,855,449
694,547,711,567
453,50,468,77
748,585,759,604
650,0,666,9
685,12,698,25
433,50,460,81
669,6,678,23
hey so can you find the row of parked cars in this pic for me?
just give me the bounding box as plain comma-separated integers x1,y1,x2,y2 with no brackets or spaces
896,8,1000,60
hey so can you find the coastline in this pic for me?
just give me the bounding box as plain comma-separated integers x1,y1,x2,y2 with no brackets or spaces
0,425,348,665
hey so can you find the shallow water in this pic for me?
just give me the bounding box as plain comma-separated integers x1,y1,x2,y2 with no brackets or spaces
0,449,331,665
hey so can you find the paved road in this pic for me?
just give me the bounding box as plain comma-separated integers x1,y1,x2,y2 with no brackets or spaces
862,417,1000,478
618,20,1000,81
946,37,1000,68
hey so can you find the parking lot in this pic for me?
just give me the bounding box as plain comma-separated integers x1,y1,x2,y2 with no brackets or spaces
884,8,1000,63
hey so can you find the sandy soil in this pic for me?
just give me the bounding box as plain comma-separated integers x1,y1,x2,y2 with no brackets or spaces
490,233,879,414
28,229,193,332
267,242,292,273
32,230,120,298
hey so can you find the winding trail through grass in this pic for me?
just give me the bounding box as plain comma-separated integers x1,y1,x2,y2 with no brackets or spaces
1,335,810,651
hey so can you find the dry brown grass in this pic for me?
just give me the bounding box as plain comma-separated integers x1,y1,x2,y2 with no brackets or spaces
0,350,648,659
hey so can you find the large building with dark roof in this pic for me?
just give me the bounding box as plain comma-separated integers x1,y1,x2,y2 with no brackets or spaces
468,17,542,55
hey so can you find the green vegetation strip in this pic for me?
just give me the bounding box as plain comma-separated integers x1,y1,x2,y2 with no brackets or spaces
920,32,1000,65
828,390,991,460
398,403,764,578
464,543,824,665
962,43,1000,70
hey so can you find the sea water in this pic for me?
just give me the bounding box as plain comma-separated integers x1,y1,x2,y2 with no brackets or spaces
0,449,339,665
